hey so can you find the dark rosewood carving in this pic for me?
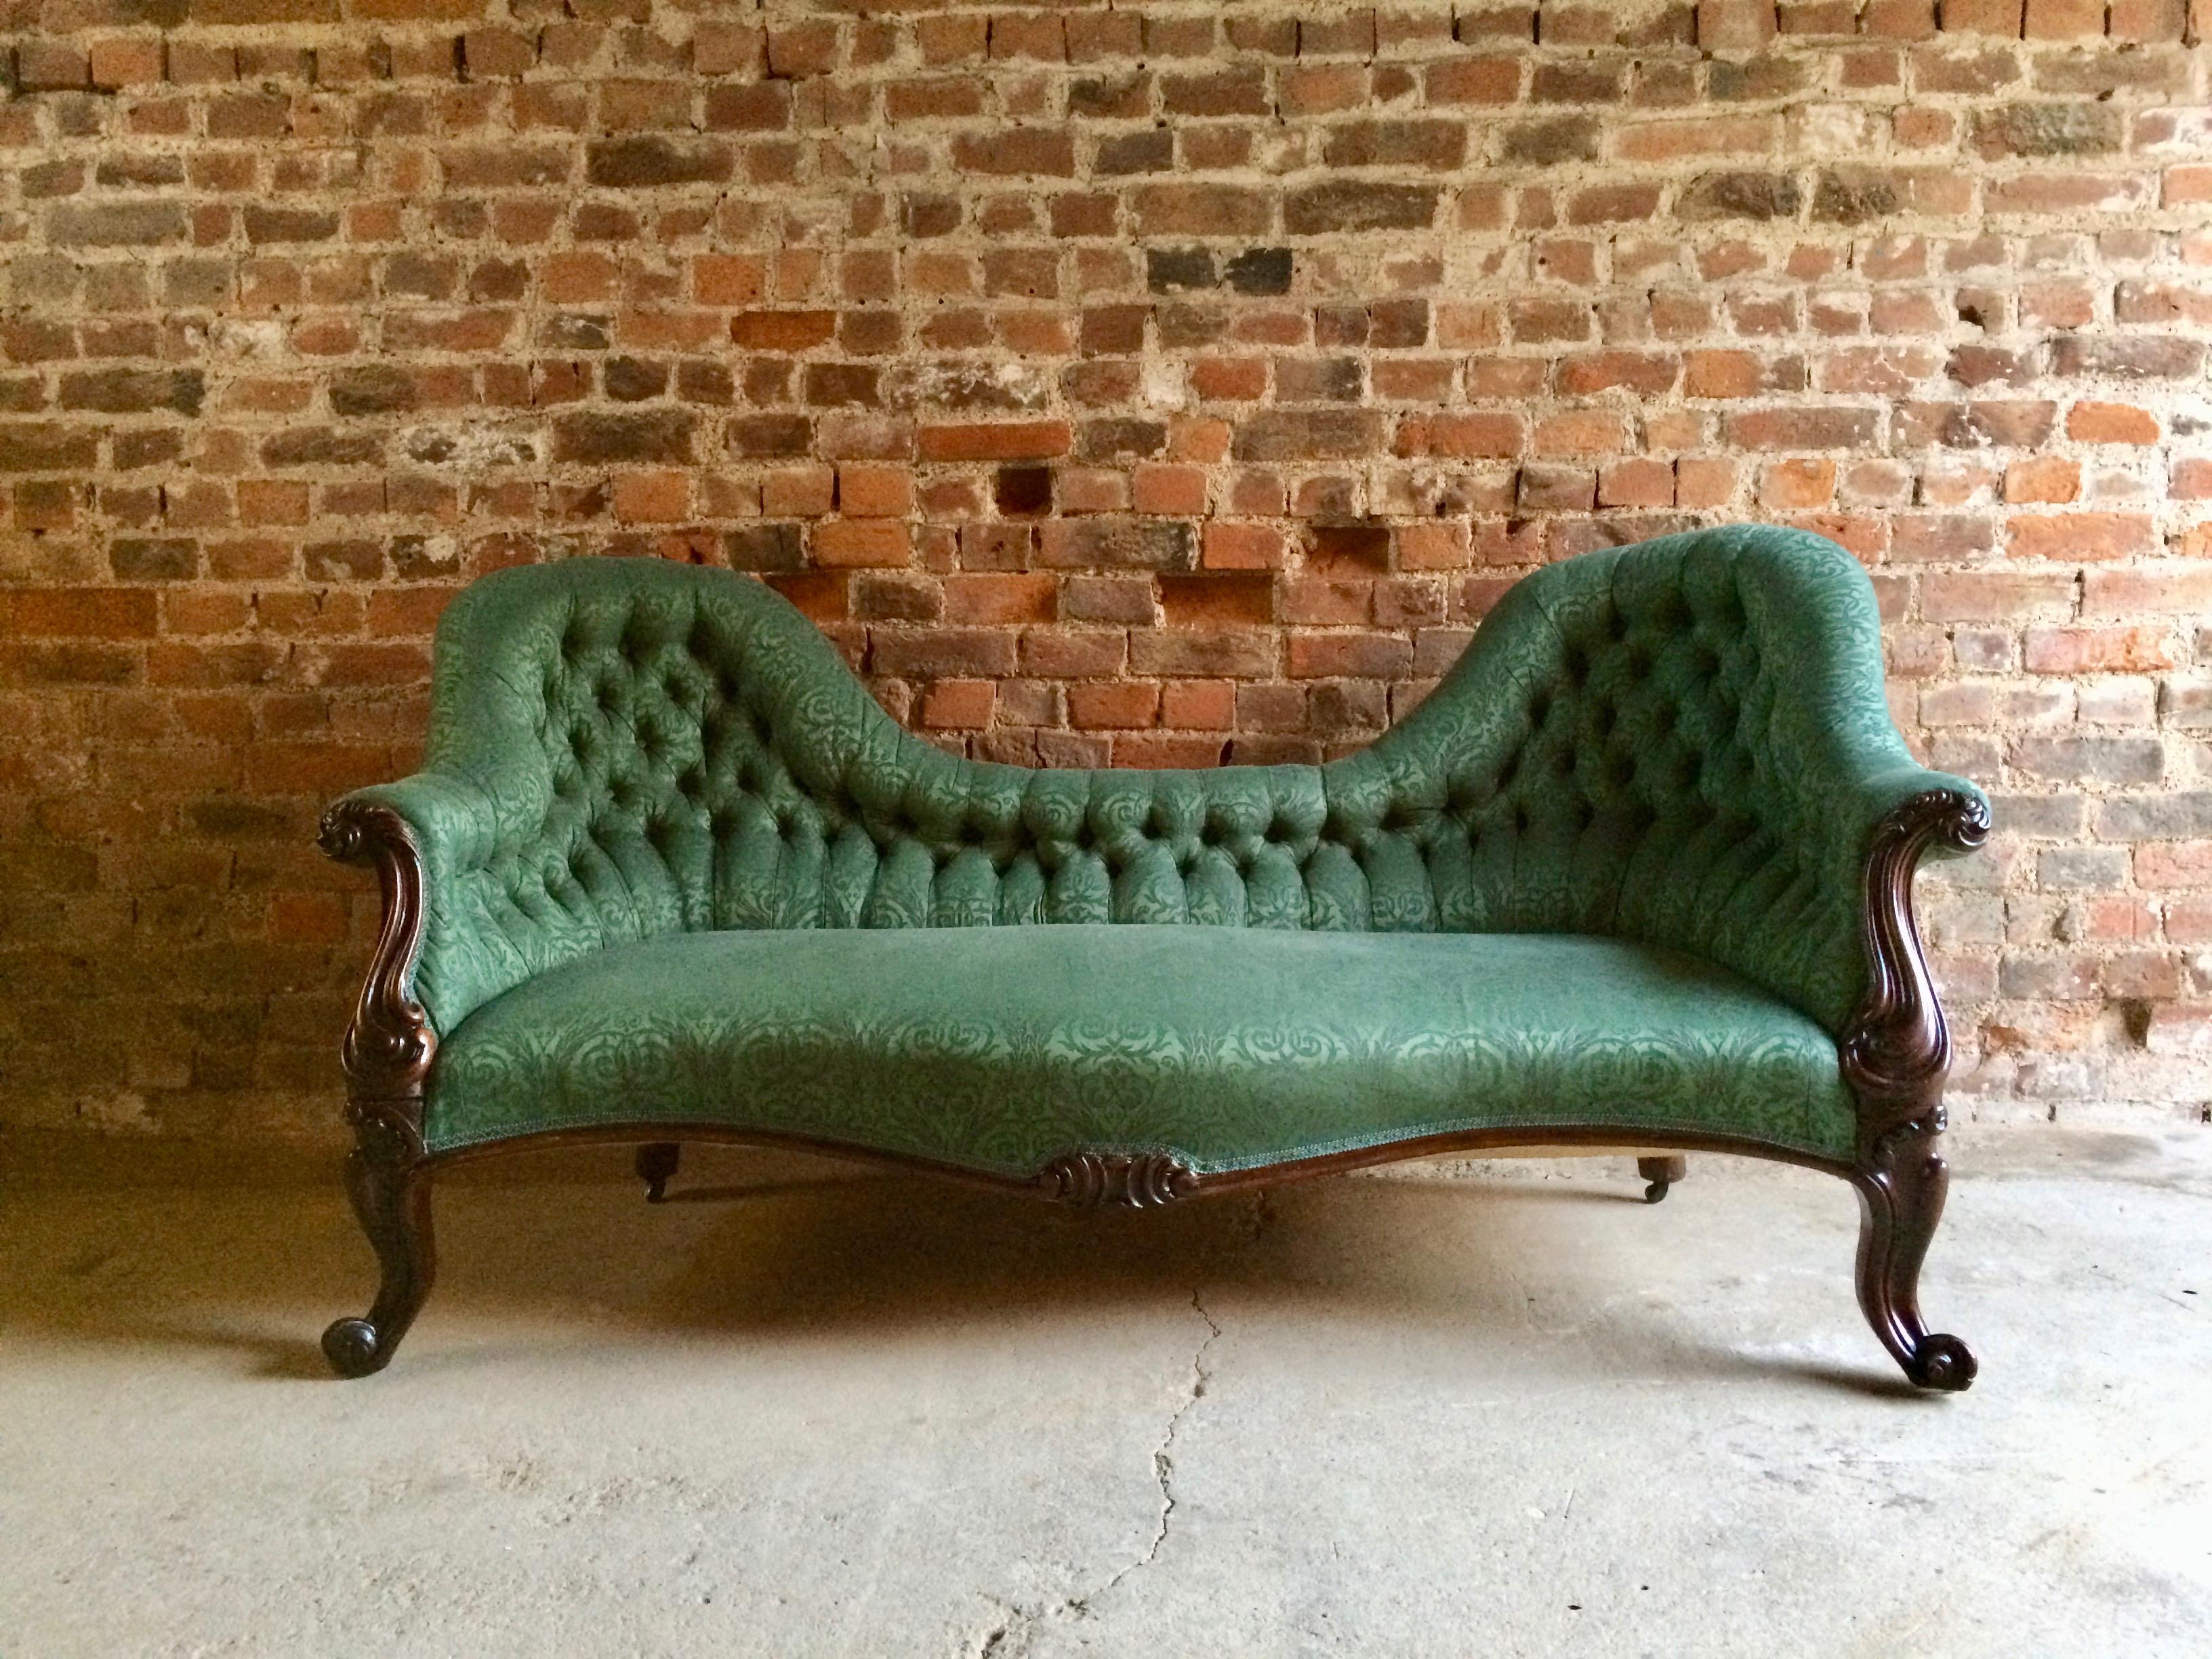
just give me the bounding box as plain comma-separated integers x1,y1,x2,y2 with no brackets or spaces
1837,787,1990,1393
318,799,439,1378
1850,1109,1975,1391
1637,1154,1686,1204
319,800,437,1112
1039,1151,1196,1209
1839,788,1990,1129
322,1105,436,1378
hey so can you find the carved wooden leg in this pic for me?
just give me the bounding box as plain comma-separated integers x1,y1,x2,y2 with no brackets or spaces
1850,1118,1975,1391
323,1115,436,1379
1637,1154,1687,1204
636,1141,680,1204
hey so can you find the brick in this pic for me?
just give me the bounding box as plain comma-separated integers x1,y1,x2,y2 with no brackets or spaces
1283,182,1439,234
813,520,912,567
1286,632,1414,679
58,369,205,417
1589,459,1669,509
2006,514,2156,562
16,41,89,91
7,588,159,638
1162,679,1235,729
2022,0,2102,34
2003,457,2078,504
766,22,841,78
872,628,1019,678
1036,518,1197,570
2024,628,2180,674
49,203,188,247
0,425,100,473
2010,737,2165,785
1698,1,1780,52
1973,104,2121,160
2066,402,2159,445
1940,0,2024,29
949,132,1077,178
724,525,804,571
1132,464,1207,516
1232,409,1387,462
1393,413,1524,459
585,138,735,188
943,575,1055,624
921,680,996,729
2083,567,2212,616
1759,458,1837,509
1069,679,1162,729
552,411,697,465
706,83,794,132
1322,122,1469,171
920,422,1072,463
1200,523,1288,570
88,39,165,89
2136,843,2212,888
1678,171,1804,221
2049,337,2206,382
1502,117,1601,165
1724,407,1883,450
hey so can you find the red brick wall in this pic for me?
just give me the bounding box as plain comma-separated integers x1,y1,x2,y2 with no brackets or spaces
3,1,2210,1139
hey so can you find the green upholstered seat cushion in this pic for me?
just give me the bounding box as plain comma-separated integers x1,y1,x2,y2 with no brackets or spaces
426,925,1858,1168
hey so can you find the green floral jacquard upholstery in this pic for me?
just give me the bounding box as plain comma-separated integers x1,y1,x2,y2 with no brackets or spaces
336,527,1986,1166
434,928,1853,1167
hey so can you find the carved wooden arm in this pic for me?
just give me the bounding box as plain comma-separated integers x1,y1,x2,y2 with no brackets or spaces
319,798,437,1151
1837,787,1992,1149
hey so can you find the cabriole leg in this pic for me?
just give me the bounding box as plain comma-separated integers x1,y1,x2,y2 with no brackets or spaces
323,1114,436,1379
1637,1154,1686,1204
636,1141,680,1204
1851,1117,1975,1392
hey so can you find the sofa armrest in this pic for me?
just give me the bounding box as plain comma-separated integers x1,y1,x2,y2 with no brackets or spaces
1836,773,1990,1139
319,771,513,1113
334,771,506,881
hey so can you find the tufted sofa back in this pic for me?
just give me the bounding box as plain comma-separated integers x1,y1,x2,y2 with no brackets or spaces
379,527,1945,1042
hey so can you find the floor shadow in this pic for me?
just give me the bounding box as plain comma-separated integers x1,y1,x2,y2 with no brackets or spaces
1,1145,1890,1395
1626,1336,1933,1401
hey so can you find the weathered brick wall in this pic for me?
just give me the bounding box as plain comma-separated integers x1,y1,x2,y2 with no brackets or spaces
3,0,2210,1141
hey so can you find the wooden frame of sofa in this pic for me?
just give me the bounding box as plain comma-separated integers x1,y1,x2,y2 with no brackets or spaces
317,781,1987,1392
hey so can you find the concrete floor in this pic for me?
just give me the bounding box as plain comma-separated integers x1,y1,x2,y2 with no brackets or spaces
1,1128,2207,1656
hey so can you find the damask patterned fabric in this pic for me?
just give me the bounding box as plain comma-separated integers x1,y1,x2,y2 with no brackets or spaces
430,926,1858,1164
332,528,1988,1167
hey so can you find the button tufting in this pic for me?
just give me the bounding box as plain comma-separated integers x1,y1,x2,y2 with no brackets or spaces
478,546,1865,1069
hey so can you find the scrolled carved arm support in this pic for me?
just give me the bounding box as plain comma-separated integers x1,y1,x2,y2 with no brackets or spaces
1835,786,1988,1391
1837,787,1991,1147
320,798,436,1149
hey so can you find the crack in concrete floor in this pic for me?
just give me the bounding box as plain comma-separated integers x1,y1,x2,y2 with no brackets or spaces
965,1286,1225,1657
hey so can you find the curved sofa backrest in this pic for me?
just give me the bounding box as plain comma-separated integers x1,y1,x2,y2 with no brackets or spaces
411,527,1909,1035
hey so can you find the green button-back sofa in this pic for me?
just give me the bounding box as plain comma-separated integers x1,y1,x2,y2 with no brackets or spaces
319,527,1988,1388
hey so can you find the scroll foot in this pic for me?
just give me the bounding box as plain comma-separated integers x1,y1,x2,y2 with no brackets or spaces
324,1115,434,1379
1638,1154,1686,1204
1853,1117,1977,1392
636,1141,680,1205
